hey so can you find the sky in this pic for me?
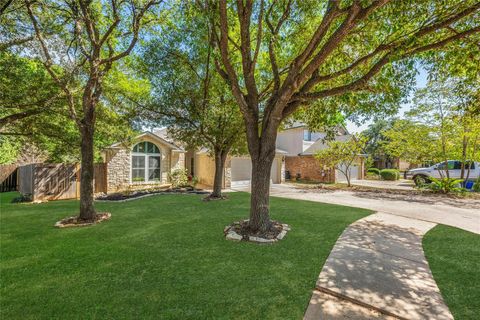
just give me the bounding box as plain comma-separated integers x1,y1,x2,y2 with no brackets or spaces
345,68,429,134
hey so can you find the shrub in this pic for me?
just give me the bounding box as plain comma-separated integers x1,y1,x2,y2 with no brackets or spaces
365,172,379,180
169,168,189,188
473,176,480,192
367,168,380,175
188,175,199,188
426,177,465,194
380,169,400,181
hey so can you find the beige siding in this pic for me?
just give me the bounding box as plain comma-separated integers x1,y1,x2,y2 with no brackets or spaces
195,153,217,187
276,127,304,155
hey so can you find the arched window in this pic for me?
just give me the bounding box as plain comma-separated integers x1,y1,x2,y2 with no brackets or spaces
131,142,161,182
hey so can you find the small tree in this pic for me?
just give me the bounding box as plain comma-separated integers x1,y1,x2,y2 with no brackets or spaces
382,119,437,166
140,6,245,199
315,135,367,187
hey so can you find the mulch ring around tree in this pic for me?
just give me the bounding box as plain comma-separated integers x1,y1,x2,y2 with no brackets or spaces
96,188,209,202
202,194,229,201
54,212,111,228
224,220,290,244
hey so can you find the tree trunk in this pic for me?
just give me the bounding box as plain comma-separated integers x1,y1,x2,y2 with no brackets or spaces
248,131,277,233
211,149,228,198
461,135,468,179
78,107,96,221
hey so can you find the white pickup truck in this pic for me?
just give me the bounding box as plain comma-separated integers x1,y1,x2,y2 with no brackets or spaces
406,160,480,185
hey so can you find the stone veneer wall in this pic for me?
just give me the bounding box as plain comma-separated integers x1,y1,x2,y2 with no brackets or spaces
105,138,185,192
105,148,131,192
285,155,335,183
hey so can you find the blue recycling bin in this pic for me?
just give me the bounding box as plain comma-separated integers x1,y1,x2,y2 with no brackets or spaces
465,180,474,190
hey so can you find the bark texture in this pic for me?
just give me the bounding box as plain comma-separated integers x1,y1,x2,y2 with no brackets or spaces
246,128,278,232
80,119,96,221
211,149,228,198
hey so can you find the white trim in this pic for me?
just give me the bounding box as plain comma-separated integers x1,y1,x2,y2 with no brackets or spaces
109,131,185,152
130,141,162,184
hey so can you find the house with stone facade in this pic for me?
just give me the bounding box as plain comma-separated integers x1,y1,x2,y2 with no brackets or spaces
103,124,363,192
103,129,286,192
102,132,186,192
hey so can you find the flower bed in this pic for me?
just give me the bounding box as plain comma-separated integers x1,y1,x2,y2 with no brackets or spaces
96,187,209,202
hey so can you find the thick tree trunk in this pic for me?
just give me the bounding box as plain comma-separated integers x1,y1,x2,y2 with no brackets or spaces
78,103,96,221
248,131,277,233
211,149,228,198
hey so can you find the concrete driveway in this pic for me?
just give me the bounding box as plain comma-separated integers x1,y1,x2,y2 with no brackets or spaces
349,179,415,190
231,184,480,234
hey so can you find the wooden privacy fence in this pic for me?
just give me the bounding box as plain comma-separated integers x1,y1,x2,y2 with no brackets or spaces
18,163,107,201
0,164,18,192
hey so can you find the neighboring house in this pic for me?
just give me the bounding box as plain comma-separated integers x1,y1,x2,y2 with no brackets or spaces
373,155,420,171
276,124,365,183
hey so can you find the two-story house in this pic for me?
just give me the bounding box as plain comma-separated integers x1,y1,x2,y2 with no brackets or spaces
276,123,365,183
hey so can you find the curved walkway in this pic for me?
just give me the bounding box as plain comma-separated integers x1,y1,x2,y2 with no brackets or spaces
304,212,452,320
230,184,477,318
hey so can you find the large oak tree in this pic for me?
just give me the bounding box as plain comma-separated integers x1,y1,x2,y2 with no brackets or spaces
22,0,161,220
209,0,480,232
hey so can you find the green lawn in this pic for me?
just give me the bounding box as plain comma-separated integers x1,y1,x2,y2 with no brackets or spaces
0,192,370,319
423,225,480,320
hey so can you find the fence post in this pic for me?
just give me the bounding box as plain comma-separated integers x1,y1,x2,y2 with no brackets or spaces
75,163,81,199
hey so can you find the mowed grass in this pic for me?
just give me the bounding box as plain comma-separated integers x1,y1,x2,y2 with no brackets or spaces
0,191,370,319
423,225,480,320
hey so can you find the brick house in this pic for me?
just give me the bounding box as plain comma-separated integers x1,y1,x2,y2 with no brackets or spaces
276,124,365,183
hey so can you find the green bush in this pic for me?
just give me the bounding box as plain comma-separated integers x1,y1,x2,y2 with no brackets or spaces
380,169,400,181
367,168,380,175
426,177,465,194
169,168,189,188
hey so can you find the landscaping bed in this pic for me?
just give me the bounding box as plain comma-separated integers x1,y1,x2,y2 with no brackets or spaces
95,187,209,201
288,181,480,200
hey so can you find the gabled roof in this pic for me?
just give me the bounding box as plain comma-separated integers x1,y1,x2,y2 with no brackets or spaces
300,134,353,155
107,132,185,152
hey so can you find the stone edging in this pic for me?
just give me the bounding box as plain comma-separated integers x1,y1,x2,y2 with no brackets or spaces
54,212,111,228
224,220,291,244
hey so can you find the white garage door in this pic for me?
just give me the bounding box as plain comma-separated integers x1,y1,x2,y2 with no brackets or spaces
335,164,358,182
231,158,279,186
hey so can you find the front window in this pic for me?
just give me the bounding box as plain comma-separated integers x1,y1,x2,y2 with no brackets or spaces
131,142,161,182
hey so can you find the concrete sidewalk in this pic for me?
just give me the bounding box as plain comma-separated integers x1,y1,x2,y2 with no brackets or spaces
304,213,453,320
